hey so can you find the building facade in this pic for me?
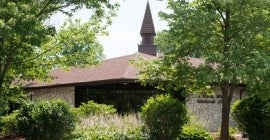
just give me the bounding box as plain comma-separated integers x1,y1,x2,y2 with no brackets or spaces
24,2,246,132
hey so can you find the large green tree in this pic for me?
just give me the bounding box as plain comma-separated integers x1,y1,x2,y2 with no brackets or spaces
0,0,118,93
136,0,270,139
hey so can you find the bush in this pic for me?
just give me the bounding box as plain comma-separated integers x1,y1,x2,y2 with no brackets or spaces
0,111,18,135
141,94,188,140
178,125,214,140
0,87,26,116
16,99,76,140
74,100,117,117
232,94,270,140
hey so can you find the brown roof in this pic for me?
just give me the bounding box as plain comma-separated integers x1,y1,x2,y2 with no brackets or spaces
23,52,204,89
140,1,156,35
24,53,156,88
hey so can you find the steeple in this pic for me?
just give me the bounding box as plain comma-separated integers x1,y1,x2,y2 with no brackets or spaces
140,1,156,35
138,1,157,56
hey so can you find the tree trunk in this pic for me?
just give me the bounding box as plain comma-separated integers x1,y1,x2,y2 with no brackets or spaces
220,91,230,140
220,83,234,140
220,4,232,139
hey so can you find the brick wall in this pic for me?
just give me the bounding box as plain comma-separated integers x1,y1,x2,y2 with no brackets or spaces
28,86,75,107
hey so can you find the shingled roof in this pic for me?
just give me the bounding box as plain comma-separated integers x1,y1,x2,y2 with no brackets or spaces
24,53,156,88
24,53,205,89
140,1,156,35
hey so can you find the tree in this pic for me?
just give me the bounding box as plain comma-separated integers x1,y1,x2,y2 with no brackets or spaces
135,0,270,139
0,1,118,100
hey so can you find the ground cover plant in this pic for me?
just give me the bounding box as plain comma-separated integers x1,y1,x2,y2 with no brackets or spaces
70,114,148,140
70,100,147,140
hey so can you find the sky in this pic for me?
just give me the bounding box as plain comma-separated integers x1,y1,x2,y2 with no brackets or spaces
49,0,168,59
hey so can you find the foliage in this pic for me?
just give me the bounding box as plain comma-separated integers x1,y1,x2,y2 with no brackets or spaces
0,1,118,136
42,18,106,69
135,0,270,139
141,94,188,140
70,114,148,140
0,111,18,135
228,127,238,140
16,99,76,140
232,94,270,140
74,100,117,117
178,125,214,140
0,0,119,97
0,87,26,116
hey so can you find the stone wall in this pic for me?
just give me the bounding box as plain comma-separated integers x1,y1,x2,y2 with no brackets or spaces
27,85,248,132
28,86,75,107
186,87,247,132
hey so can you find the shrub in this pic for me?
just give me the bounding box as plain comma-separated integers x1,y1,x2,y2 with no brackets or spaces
0,111,18,135
232,94,270,140
0,87,26,116
178,125,214,140
141,94,188,140
16,99,76,140
74,100,117,117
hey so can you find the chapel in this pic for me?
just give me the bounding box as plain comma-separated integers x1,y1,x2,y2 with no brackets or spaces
24,1,245,131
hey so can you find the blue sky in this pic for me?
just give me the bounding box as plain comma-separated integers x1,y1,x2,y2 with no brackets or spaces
49,0,168,59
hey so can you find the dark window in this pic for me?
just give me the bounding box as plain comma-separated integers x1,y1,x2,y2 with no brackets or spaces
75,83,156,113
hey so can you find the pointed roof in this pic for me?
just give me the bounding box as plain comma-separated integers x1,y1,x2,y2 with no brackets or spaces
140,1,156,35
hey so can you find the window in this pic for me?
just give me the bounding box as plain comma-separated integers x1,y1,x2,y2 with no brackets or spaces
75,83,156,113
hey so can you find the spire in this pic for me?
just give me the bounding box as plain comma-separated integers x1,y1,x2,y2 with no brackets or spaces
138,1,157,56
140,1,156,35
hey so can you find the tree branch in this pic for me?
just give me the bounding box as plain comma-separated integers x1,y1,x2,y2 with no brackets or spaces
217,8,225,26
35,0,53,18
12,42,60,64
0,51,12,91
214,33,223,39
36,3,74,18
